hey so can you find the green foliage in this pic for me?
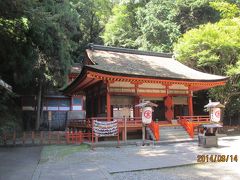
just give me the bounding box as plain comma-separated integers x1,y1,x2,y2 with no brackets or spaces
103,0,220,52
71,0,113,53
174,18,240,75
136,0,180,52
0,0,113,130
210,0,240,18
102,1,144,48
0,89,21,134
175,0,220,33
174,18,240,119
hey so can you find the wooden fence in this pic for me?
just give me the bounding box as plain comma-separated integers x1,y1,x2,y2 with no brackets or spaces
0,130,92,146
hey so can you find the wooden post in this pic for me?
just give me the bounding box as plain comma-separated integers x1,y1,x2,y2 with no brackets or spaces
40,131,43,144
188,91,193,116
13,131,16,145
142,124,146,146
91,120,95,150
106,92,111,121
134,83,140,117
3,134,7,145
57,131,60,144
91,96,94,117
36,82,42,130
164,96,173,122
32,131,35,144
124,116,127,142
72,130,75,144
117,122,120,148
66,129,69,144
23,132,26,145
98,94,101,114
134,96,140,117
48,131,51,144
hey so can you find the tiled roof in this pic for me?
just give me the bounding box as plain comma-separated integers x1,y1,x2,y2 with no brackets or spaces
85,45,227,82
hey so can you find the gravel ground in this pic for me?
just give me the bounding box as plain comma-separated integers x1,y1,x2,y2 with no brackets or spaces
112,162,240,180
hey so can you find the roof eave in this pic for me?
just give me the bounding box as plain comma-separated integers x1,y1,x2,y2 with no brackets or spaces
85,66,229,83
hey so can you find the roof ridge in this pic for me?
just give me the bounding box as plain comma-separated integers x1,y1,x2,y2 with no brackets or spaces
87,43,173,58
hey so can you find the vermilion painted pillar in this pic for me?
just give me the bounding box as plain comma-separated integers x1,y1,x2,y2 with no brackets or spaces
134,83,140,117
188,92,193,116
106,92,111,120
134,96,140,117
106,82,111,121
164,96,173,122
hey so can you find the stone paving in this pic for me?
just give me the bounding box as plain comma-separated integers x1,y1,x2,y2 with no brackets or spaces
1,136,240,180
0,146,42,180
34,136,240,179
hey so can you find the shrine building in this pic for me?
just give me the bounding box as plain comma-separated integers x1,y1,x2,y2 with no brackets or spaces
63,44,227,125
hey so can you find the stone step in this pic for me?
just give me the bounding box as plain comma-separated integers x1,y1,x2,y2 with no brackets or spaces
160,135,189,139
161,133,189,137
159,126,190,140
160,134,189,137
160,129,188,133
160,126,184,130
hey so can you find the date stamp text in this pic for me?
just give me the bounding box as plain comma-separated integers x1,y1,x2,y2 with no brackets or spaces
197,155,238,163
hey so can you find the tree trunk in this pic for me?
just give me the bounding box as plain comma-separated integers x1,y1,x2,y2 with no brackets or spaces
36,81,42,130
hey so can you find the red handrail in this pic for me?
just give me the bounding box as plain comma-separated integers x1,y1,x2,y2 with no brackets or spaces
148,121,160,141
178,117,194,138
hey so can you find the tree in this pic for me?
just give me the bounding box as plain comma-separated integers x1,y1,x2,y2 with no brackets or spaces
0,0,81,129
136,0,180,52
102,1,145,48
210,0,240,19
103,0,221,52
0,0,114,130
175,0,220,33
174,18,240,124
71,0,113,53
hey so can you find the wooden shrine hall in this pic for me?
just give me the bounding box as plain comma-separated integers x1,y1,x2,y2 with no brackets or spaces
63,44,227,140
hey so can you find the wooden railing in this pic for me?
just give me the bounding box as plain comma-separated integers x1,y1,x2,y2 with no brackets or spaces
177,115,210,138
177,116,210,123
66,130,91,144
67,117,143,129
148,121,160,141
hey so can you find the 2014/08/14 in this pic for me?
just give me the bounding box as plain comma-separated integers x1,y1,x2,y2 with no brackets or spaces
197,155,238,163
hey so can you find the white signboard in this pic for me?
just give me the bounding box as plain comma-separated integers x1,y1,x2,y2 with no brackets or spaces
142,106,152,124
93,120,118,137
211,108,221,122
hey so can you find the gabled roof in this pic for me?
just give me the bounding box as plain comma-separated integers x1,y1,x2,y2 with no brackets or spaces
85,44,227,82
63,44,228,94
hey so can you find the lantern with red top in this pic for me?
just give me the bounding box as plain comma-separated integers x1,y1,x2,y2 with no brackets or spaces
136,101,158,124
136,101,158,145
204,100,225,123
